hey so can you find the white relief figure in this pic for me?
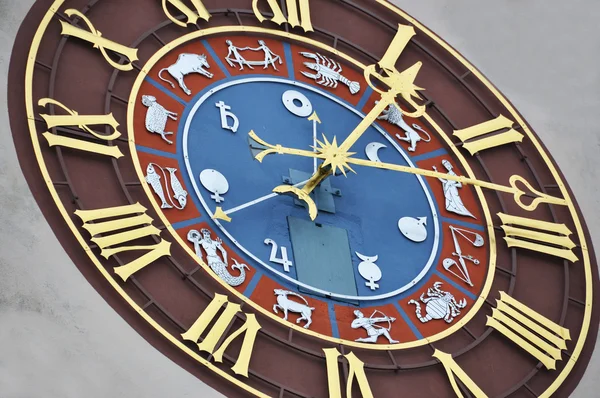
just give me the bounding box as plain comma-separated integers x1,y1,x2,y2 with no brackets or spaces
215,101,240,133
273,289,314,329
145,163,188,210
187,229,249,287
442,226,485,286
224,39,282,71
158,53,213,95
433,159,476,218
141,95,177,144
408,282,467,324
376,101,431,151
299,52,361,94
351,310,399,344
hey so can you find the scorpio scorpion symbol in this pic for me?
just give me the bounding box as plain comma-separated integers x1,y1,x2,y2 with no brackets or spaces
299,52,361,94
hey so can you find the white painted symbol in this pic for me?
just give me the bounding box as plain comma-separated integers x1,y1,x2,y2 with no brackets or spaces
398,217,427,242
443,226,485,286
200,169,229,203
273,289,314,329
187,229,249,287
264,238,293,272
282,90,313,117
141,95,177,144
365,142,386,162
158,53,213,96
300,52,360,94
215,101,239,133
225,39,282,71
433,159,476,219
145,163,188,210
351,309,398,344
377,101,431,152
356,252,382,291
408,282,467,324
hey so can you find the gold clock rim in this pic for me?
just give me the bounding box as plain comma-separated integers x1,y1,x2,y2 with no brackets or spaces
20,0,591,394
125,26,497,350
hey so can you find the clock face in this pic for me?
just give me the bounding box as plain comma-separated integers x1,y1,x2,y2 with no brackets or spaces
8,0,599,397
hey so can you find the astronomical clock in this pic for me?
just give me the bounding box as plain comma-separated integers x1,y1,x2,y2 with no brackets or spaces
8,0,600,397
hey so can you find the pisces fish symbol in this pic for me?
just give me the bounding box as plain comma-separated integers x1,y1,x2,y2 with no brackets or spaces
145,163,188,210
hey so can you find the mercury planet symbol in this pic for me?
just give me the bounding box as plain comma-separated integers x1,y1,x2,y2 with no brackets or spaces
356,252,382,291
398,217,428,243
199,169,229,203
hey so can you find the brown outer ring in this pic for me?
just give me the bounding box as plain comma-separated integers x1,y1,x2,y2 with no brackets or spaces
7,1,599,397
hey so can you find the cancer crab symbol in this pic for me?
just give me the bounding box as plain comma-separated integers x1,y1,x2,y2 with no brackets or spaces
408,282,467,324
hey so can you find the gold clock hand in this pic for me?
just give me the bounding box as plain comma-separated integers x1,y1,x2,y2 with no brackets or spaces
249,133,567,212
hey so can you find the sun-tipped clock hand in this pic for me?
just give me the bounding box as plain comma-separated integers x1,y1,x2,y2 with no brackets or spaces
249,132,568,213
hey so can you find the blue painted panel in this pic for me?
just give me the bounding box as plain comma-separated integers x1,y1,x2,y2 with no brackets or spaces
287,216,358,298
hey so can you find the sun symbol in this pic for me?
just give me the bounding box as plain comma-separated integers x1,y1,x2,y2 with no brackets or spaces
313,134,357,176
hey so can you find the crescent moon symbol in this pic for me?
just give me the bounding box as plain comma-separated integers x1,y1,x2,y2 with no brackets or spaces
365,142,387,162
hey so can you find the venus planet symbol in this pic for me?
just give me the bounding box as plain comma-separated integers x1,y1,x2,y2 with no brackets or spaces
356,252,382,291
200,169,229,203
398,216,428,243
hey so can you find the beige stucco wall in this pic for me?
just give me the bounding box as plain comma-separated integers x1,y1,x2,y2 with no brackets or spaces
0,1,597,396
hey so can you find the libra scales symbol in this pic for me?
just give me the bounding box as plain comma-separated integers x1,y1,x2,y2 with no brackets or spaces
356,252,382,291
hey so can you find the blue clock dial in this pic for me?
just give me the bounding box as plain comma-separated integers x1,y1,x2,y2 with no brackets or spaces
182,76,441,302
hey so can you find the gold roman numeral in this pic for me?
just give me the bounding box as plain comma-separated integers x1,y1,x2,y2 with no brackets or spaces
39,98,123,159
181,294,261,377
498,212,578,262
252,0,313,32
59,9,139,71
323,348,374,398
487,292,571,370
75,203,171,281
454,115,524,155
433,350,487,398
162,0,210,27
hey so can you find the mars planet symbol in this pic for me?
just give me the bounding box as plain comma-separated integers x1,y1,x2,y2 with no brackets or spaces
398,216,428,243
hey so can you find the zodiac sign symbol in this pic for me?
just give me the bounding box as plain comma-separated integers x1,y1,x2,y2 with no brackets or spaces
187,229,249,287
141,95,177,144
377,101,431,152
158,53,213,95
408,282,467,324
199,169,229,203
224,39,282,71
144,163,188,210
443,226,485,286
299,52,360,94
351,309,398,344
273,289,314,329
264,239,293,272
433,159,476,219
398,216,428,243
215,101,240,133
356,252,382,291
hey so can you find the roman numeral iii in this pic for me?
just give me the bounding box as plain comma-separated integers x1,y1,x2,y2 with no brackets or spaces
253,0,313,32
181,294,261,377
75,203,172,281
498,212,578,262
39,98,123,158
454,115,524,155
